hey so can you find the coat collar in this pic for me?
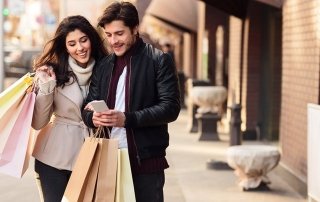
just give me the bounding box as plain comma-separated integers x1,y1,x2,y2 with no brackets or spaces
57,79,84,112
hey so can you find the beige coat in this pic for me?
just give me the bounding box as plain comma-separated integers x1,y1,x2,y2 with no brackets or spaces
32,79,90,171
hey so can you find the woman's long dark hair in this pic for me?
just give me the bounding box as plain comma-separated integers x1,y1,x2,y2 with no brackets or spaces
34,15,107,87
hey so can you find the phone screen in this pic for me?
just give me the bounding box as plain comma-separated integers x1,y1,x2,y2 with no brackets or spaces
91,100,109,112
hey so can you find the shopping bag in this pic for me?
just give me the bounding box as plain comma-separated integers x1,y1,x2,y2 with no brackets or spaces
82,138,102,202
115,148,136,202
0,73,34,153
94,138,118,202
62,137,99,202
63,137,118,202
0,73,34,117
0,91,36,178
0,91,28,153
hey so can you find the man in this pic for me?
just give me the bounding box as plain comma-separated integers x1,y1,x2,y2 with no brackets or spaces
81,1,181,202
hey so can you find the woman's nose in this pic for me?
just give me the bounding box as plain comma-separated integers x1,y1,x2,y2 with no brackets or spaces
77,43,84,51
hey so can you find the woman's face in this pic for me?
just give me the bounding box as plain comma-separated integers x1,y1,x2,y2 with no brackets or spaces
66,29,92,68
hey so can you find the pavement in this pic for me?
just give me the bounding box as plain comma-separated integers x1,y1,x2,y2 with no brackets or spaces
0,109,307,202
164,109,306,202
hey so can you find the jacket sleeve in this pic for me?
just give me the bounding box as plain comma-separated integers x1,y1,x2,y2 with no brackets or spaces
125,53,181,128
81,62,102,128
31,80,55,130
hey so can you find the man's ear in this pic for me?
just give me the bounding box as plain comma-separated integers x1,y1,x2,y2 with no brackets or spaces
133,25,139,36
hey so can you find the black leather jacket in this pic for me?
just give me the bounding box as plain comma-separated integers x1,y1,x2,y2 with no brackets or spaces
82,39,181,160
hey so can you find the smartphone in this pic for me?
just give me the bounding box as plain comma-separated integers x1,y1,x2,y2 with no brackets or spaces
90,100,109,112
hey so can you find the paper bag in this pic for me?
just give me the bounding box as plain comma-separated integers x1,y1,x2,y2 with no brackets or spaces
82,138,103,202
0,92,28,153
62,137,99,202
0,73,33,117
63,137,119,202
94,138,118,202
0,73,34,153
0,92,36,178
115,148,136,202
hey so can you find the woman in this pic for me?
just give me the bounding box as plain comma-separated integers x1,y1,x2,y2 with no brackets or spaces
31,15,107,202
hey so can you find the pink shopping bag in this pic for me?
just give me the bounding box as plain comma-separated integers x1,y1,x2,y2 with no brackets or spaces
0,91,36,178
0,92,28,153
0,73,34,153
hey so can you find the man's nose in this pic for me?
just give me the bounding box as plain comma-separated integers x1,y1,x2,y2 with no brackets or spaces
110,35,118,45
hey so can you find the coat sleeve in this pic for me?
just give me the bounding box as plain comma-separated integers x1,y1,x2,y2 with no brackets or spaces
31,80,55,130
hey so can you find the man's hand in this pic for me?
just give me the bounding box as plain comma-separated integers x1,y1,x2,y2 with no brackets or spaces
92,110,126,127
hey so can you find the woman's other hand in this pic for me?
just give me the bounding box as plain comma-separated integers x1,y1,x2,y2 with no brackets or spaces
84,102,94,111
36,65,56,83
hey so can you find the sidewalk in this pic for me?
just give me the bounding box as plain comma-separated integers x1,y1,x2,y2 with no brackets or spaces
0,109,307,202
0,158,39,202
164,109,306,202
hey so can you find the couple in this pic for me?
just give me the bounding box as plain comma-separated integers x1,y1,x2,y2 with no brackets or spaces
31,1,180,202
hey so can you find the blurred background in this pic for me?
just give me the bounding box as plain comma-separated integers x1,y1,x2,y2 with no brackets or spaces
0,0,110,83
1,0,319,200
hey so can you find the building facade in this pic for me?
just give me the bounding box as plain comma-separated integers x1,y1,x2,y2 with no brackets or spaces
197,0,320,197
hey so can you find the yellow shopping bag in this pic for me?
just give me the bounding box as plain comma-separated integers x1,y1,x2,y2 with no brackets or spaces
115,148,136,202
0,72,34,117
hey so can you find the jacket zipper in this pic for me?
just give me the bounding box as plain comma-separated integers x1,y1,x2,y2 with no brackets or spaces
104,60,114,138
128,56,141,166
105,62,114,103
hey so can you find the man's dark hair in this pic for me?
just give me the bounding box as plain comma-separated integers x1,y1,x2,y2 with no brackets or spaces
98,1,139,29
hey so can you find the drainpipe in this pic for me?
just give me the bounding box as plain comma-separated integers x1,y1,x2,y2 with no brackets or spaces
229,104,242,145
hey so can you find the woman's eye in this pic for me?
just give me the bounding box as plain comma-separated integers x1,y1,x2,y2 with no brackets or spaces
80,37,88,43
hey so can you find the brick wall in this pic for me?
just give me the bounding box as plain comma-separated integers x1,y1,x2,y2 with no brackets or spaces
281,0,320,181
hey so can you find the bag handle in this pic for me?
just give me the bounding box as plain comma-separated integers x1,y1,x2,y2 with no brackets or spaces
92,126,110,139
26,72,36,94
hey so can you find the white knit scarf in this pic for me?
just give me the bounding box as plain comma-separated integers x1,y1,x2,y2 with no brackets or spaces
68,56,95,98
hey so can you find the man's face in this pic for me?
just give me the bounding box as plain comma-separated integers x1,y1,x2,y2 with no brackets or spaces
103,20,138,56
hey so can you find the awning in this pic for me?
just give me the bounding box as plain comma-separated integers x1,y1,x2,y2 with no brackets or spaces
146,0,198,32
199,0,283,19
255,0,283,8
199,0,249,19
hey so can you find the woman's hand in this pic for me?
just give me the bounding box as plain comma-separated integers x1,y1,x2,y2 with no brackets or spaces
36,65,56,83
84,102,94,111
